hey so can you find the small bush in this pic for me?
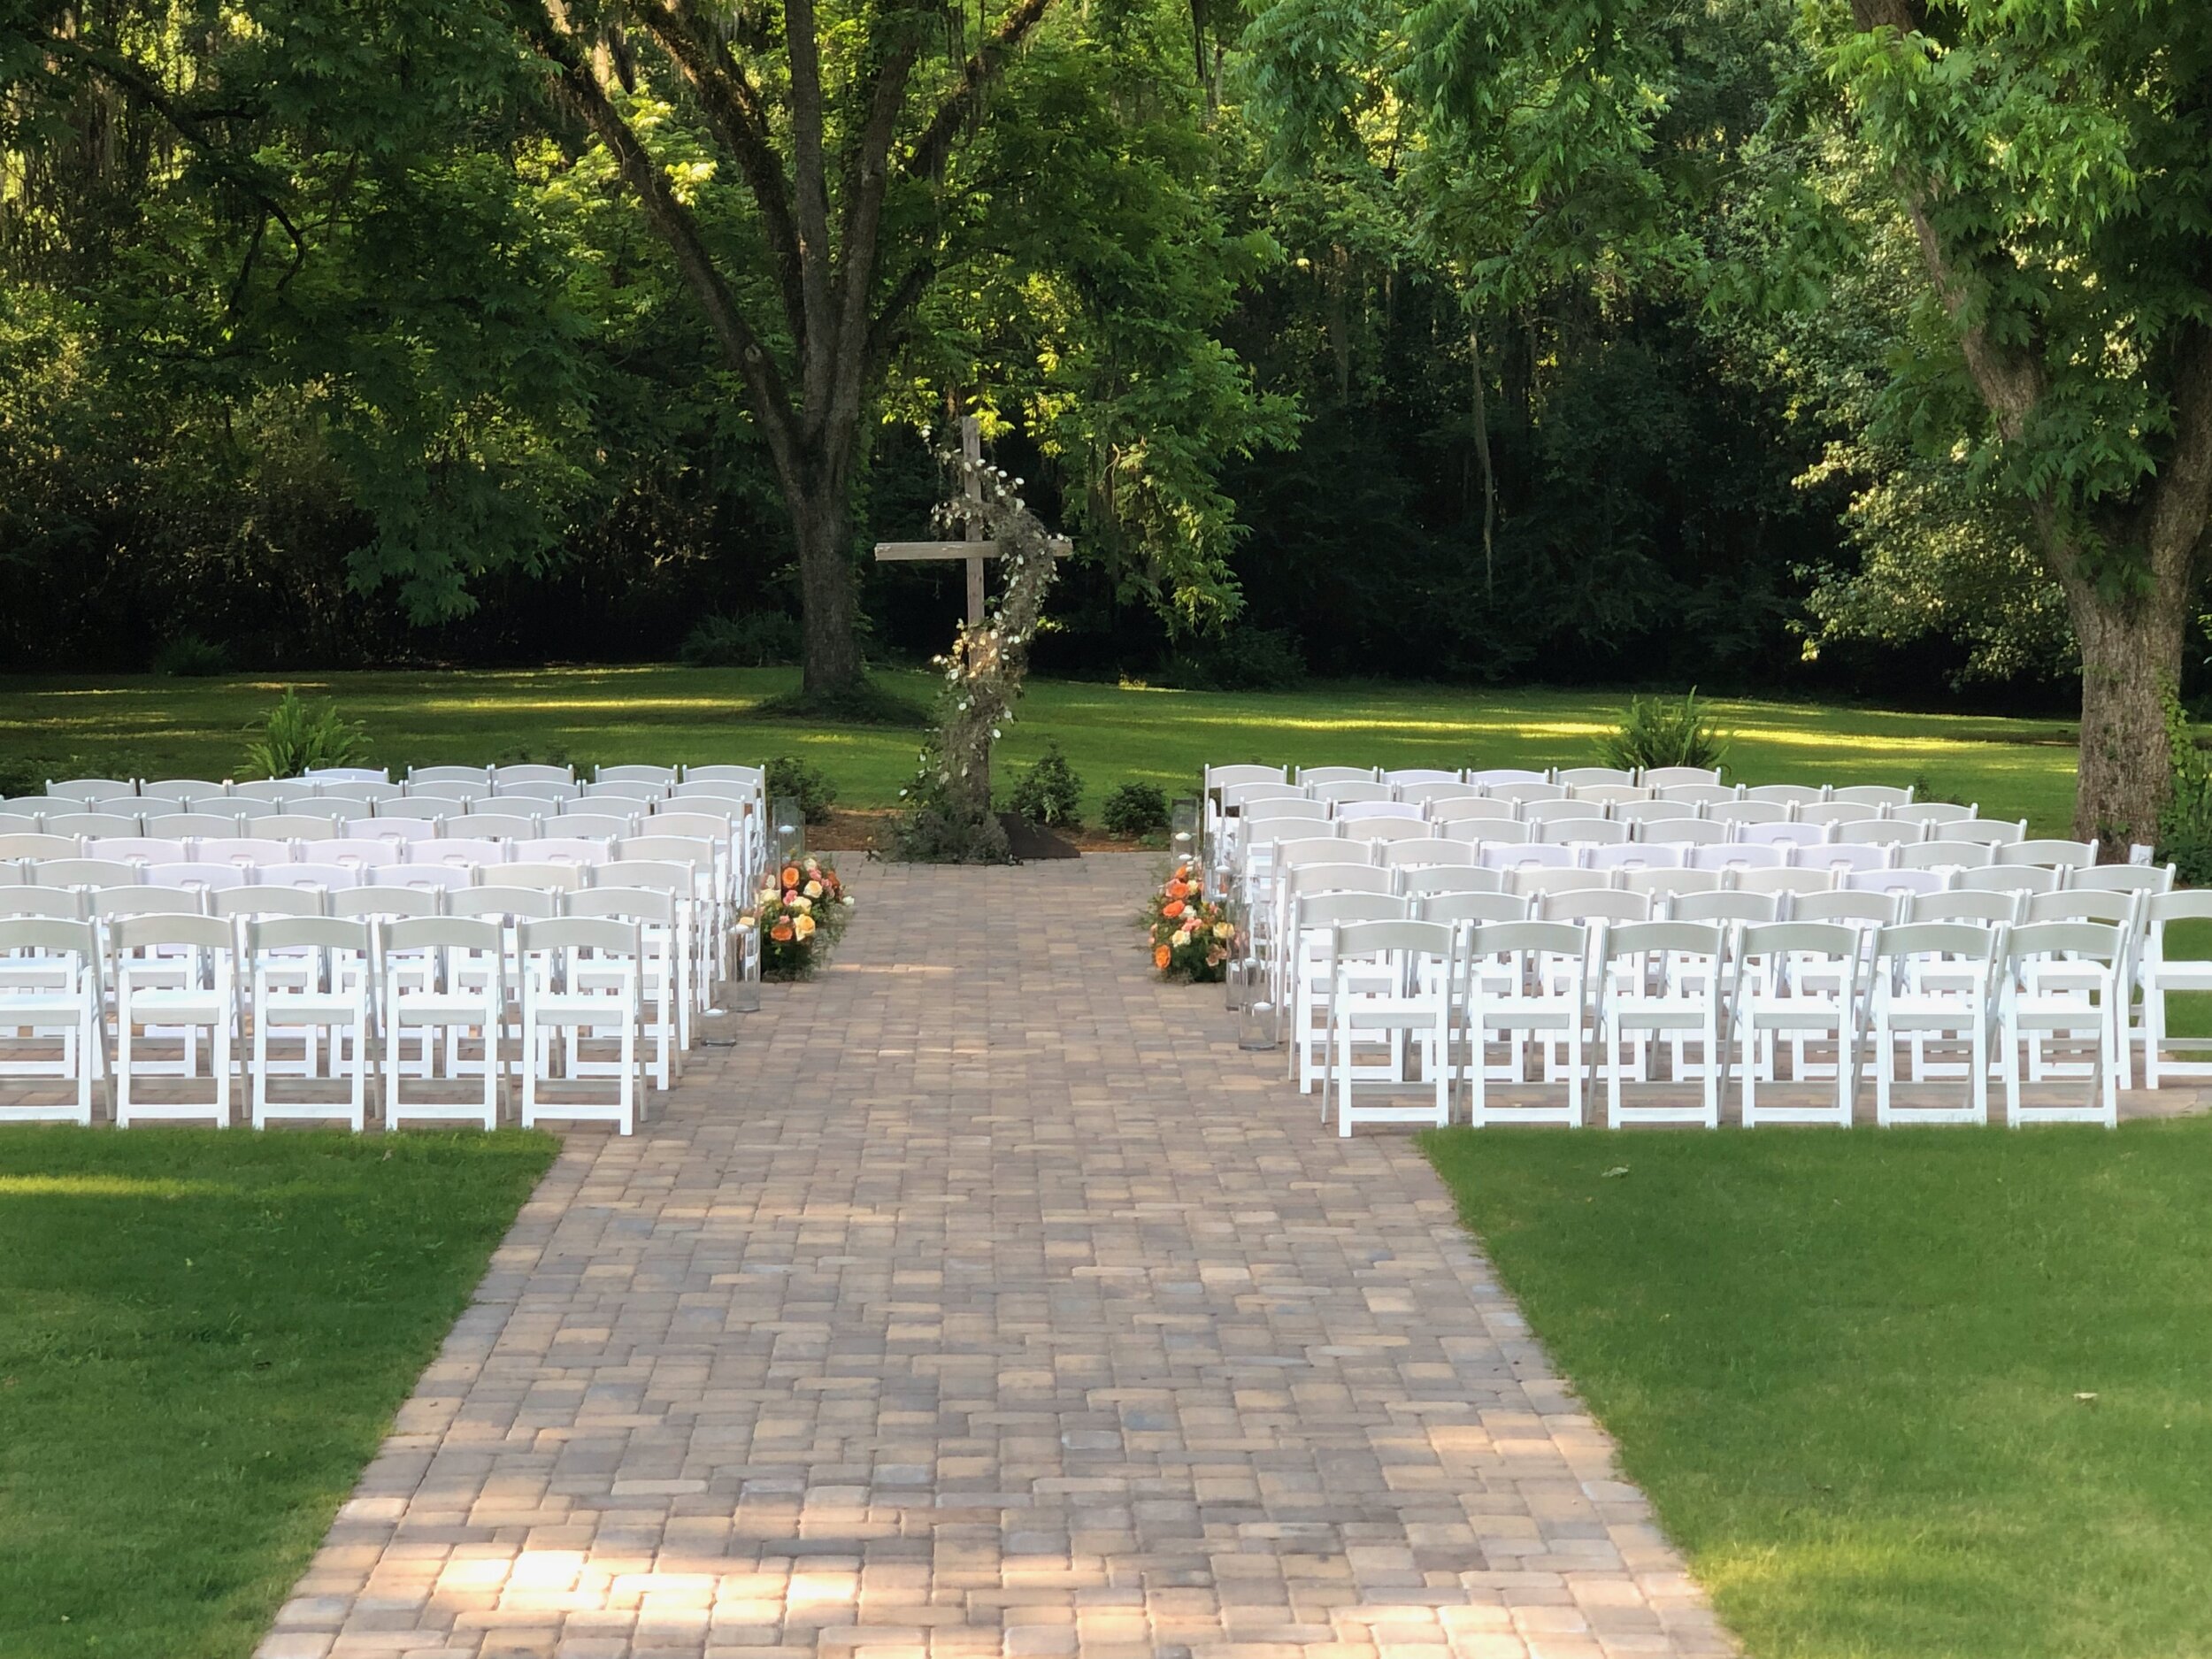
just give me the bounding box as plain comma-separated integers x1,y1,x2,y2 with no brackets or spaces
764,754,838,825
1165,626,1308,693
238,688,373,780
151,633,233,678
680,611,801,668
1101,780,1171,839
1597,687,1729,773
1007,741,1083,826
2156,687,2212,882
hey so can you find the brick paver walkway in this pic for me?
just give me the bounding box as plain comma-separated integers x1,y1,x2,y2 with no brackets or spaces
258,856,1735,1659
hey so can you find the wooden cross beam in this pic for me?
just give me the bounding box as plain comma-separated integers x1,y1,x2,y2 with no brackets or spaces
873,415,1071,627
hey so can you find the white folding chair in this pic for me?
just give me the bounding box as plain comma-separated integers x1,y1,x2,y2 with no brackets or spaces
261,862,362,895
1463,920,1591,1126
1641,766,1724,788
349,814,439,844
373,798,456,824
1870,922,2002,1125
1298,765,1379,787
248,917,374,1131
380,917,504,1130
1485,842,1578,872
1834,817,1923,849
1793,841,1892,874
194,837,295,869
1539,889,1649,927
1710,800,1793,827
1313,780,1393,806
1843,867,1948,901
1597,920,1728,1127
603,763,684,787
568,887,682,1089
1427,796,1518,826
457,812,542,842
413,837,511,871
1997,838,2098,872
1732,867,1832,903
1556,766,1635,788
0,833,81,861
1584,841,1683,872
2070,863,2174,896
312,779,403,802
1442,817,1533,846
146,861,250,897
1732,922,1864,1128
1287,890,1409,1093
1396,781,1483,807
1334,818,1432,846
1335,799,1425,823
595,860,703,1041
1832,784,1914,808
1899,838,1994,871
111,912,234,1127
1671,890,1779,928
45,811,145,840
1640,818,1729,846
1688,842,1786,872
1908,890,2023,926
1934,818,2028,846
1507,866,1607,900
1566,784,1649,807
1383,768,1463,787
550,811,640,841
2001,921,2125,1127
84,836,188,866
35,858,142,893
1738,821,1830,850
1321,919,1456,1137
256,815,339,843
491,764,576,789
1955,864,2062,896
0,918,105,1123
46,779,137,803
1740,783,1825,807
1397,865,1504,900
1468,768,1548,787
1800,802,1881,830
1654,784,1737,807
1893,801,1978,827
1488,780,1567,806
1614,799,1699,828
1535,817,1631,846
1622,868,1723,909
518,917,643,1135
1375,838,1474,871
2139,890,2212,1088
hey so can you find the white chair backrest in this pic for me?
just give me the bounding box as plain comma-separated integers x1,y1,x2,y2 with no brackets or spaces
1585,842,1686,871
1954,864,2062,896
333,886,442,921
1934,817,2028,845
1441,818,1532,845
1396,865,1504,898
1337,818,1438,846
1893,801,1978,826
1508,866,1609,899
1539,889,1649,926
1467,768,1548,787
1730,866,1832,899
373,798,452,823
1416,890,1530,926
1997,838,2097,870
1790,889,1900,929
35,858,142,890
2023,888,2136,927
1555,766,1634,788
1907,890,2022,926
1376,838,1475,869
1286,864,1394,900
1710,800,1793,826
1831,784,1914,807
496,862,589,893
1205,764,1288,790
450,885,562,922
1740,783,1824,806
1800,802,1880,828
2070,862,2175,895
1638,818,1728,846
491,764,575,788
1614,799,1698,825
46,779,136,803
1654,783,1737,806
1297,765,1379,787
1620,868,1723,901
1334,799,1425,823
1483,841,1577,872
216,887,326,921
553,810,641,839
1898,838,1994,871
1396,781,1483,806
83,837,188,864
1640,766,1723,788
1488,780,1567,805
45,812,143,839
1835,817,1923,847
93,885,204,920
1525,800,1605,826
1687,842,1785,871
1535,818,1631,846
602,764,683,786
0,888,88,920
457,812,542,841
1671,890,1779,926
1312,780,1392,805
193,838,295,866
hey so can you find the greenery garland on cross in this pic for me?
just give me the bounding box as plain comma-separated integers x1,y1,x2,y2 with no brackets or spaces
885,440,1065,863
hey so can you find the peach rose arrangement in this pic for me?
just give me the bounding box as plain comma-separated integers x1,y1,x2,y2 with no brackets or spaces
743,856,855,980
1144,861,1232,982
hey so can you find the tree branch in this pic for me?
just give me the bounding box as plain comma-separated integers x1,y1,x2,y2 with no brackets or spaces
621,0,808,334
823,35,922,449
902,0,1056,184
525,7,800,468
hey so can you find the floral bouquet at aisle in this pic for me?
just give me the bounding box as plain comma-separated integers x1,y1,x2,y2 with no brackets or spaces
1145,861,1232,982
745,856,855,980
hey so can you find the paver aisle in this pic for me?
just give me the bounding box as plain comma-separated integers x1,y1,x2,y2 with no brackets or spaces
260,856,1735,1659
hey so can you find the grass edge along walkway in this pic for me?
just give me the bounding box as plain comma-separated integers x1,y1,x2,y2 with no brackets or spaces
1421,1121,2212,1659
0,1126,558,1659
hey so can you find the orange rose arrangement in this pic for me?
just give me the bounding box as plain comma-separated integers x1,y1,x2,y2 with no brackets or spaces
740,855,855,980
1143,862,1233,982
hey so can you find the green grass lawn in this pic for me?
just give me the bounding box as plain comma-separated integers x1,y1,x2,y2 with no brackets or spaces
1424,1123,2212,1659
0,1127,557,1659
0,666,2084,833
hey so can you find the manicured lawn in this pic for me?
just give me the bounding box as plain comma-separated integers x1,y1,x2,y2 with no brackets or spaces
0,667,2082,832
1423,1123,2212,1659
0,1127,557,1659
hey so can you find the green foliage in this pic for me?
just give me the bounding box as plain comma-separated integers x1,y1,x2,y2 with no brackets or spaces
1596,687,1728,773
150,632,232,678
883,729,1013,864
2155,686,2212,885
1424,1121,2212,1657
0,1127,553,1658
1101,780,1171,838
1007,741,1084,827
238,687,373,780
764,754,838,826
1165,626,1308,692
680,612,801,668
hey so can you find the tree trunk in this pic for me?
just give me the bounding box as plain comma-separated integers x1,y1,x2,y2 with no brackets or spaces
789,480,864,695
2065,577,2188,859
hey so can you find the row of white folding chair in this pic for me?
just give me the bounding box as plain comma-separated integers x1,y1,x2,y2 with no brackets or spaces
1228,813,2037,883
1308,917,2124,1136
1209,763,1916,800
0,866,698,1038
1232,798,2029,849
1220,780,1954,822
0,914,648,1133
1277,879,2142,1079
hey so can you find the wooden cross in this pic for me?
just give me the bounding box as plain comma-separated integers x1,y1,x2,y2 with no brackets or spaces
873,415,1071,626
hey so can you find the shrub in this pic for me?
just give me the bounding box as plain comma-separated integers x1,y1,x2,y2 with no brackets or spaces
1007,741,1083,826
1597,687,1729,773
1165,626,1308,692
764,754,838,825
238,688,373,780
2156,686,2212,882
680,611,801,667
151,633,232,678
1101,780,1171,839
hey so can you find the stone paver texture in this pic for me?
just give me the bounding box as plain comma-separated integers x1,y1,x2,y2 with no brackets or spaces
260,855,1736,1659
